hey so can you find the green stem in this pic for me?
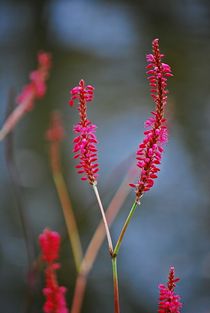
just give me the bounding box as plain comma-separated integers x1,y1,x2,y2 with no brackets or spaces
53,171,83,272
50,141,83,273
113,201,138,256
112,257,120,313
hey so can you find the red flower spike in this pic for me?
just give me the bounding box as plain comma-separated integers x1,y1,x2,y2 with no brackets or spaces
131,38,173,202
69,79,99,185
39,229,61,263
39,229,68,313
158,267,182,313
16,51,51,111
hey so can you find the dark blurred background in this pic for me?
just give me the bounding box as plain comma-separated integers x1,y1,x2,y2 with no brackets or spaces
0,0,210,312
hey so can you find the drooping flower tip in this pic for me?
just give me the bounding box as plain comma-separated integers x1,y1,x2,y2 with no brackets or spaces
46,112,65,142
69,79,94,107
39,228,61,263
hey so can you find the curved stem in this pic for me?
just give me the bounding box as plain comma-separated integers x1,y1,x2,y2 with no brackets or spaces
113,200,139,256
92,184,113,254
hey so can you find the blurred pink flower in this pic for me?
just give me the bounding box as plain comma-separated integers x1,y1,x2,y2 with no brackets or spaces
39,229,68,313
17,51,51,111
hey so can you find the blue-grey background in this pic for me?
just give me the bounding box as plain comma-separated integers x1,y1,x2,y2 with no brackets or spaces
0,0,210,312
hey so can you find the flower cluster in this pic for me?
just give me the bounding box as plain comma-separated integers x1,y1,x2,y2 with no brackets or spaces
130,38,173,202
39,229,68,313
69,79,99,185
158,267,182,313
17,51,51,111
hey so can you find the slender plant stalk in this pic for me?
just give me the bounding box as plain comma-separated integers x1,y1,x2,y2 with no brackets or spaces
70,273,87,313
92,183,120,313
113,200,139,256
112,257,120,313
49,141,83,272
110,200,140,313
92,183,114,254
70,164,136,313
91,171,139,313
4,90,37,313
0,94,34,141
4,90,35,268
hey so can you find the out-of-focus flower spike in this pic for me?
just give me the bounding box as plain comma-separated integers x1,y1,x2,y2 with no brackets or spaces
0,51,51,141
16,51,51,110
39,228,61,263
39,229,68,313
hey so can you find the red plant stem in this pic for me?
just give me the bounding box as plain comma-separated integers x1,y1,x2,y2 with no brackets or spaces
0,93,34,141
70,273,87,313
112,257,120,313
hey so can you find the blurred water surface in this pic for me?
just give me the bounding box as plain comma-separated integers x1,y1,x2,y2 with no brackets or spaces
0,0,210,313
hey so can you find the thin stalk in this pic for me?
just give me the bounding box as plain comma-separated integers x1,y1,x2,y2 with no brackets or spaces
4,90,37,313
70,164,135,313
92,184,121,313
112,257,120,313
0,93,34,141
92,183,114,254
50,141,83,272
70,273,87,313
113,200,139,256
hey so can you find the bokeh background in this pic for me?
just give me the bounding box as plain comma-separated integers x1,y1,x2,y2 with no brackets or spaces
0,0,210,312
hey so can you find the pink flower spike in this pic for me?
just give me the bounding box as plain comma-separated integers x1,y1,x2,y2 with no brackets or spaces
158,267,182,313
17,51,51,110
130,38,173,202
0,51,51,142
69,79,99,185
